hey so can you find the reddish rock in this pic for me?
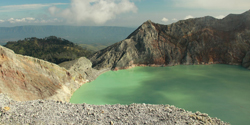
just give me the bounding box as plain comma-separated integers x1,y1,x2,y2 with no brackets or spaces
0,46,91,102
90,10,250,70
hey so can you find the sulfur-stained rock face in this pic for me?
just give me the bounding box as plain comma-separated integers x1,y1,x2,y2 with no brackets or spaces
59,57,101,82
90,10,250,70
0,45,91,102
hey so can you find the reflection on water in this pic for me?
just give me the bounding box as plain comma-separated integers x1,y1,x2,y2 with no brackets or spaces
70,64,250,125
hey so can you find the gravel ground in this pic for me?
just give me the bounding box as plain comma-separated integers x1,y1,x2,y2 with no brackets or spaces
0,94,229,125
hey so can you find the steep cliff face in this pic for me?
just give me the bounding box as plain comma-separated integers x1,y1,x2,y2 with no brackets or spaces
90,10,250,70
0,45,93,102
59,57,102,82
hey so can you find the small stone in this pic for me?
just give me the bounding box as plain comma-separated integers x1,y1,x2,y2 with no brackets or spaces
110,121,114,125
197,116,203,121
3,107,10,111
195,111,201,115
201,113,208,117
165,107,172,112
179,109,185,112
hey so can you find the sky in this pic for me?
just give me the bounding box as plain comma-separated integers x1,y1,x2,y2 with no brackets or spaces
0,0,249,27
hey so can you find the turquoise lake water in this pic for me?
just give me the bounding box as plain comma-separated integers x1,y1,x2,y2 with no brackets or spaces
70,64,250,125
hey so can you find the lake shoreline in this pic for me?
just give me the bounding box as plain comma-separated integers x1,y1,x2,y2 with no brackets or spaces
112,62,243,71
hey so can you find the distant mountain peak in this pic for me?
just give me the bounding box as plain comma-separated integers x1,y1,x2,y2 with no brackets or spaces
126,20,157,39
91,10,250,70
145,20,152,23
141,19,155,27
224,10,250,19
242,9,250,15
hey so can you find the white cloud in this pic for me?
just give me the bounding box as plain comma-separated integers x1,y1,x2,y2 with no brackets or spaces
173,0,250,10
48,6,61,15
8,18,15,23
215,15,225,19
161,17,169,22
7,17,37,23
184,15,194,19
26,17,36,21
0,3,67,12
49,0,138,25
172,18,177,21
5,17,64,24
40,20,49,23
15,18,26,23
39,18,63,23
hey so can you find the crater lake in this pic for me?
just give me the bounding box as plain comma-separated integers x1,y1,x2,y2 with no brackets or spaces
70,64,250,125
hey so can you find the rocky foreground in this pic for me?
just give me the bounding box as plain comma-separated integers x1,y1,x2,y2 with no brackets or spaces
0,94,229,125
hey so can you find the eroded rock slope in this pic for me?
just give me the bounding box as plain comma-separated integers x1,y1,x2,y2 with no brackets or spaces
91,10,250,70
0,45,96,102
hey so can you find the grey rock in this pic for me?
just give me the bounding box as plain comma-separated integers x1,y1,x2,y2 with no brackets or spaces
59,57,92,71
0,94,230,125
59,57,110,81
242,51,250,69
90,10,250,70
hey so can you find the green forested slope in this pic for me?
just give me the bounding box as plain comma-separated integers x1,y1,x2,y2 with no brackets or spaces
4,36,93,64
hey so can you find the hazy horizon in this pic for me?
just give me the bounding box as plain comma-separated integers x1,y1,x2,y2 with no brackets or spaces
0,0,249,27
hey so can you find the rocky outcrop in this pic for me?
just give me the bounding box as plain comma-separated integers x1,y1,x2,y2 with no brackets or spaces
0,45,93,102
59,57,105,82
90,10,250,70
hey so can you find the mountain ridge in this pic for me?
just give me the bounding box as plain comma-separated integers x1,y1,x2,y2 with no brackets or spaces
90,10,250,70
0,25,135,45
